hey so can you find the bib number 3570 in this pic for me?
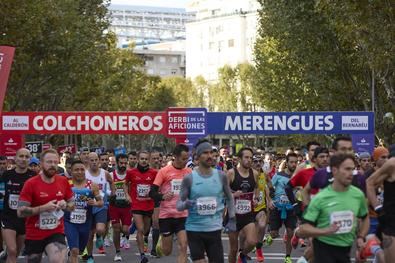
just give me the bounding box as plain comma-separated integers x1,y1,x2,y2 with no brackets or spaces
330,210,354,234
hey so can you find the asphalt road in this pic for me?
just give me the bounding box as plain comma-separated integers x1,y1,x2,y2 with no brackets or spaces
16,231,374,262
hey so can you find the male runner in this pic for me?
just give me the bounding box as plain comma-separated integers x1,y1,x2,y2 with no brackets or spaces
148,150,161,256
177,140,236,263
294,141,321,175
17,149,74,263
227,147,259,263
85,152,114,262
150,144,191,262
99,153,113,173
128,151,138,169
65,160,103,263
252,154,274,262
285,147,329,262
28,157,41,175
1,148,36,263
302,136,366,205
358,152,372,175
80,147,90,168
125,151,157,263
298,153,369,263
268,152,298,263
366,145,395,262
109,153,132,261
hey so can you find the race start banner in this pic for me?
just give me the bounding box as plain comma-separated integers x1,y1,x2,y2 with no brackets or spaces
0,110,374,136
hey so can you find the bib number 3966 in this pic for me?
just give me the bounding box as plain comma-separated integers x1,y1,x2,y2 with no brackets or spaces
39,212,59,230
196,197,217,215
330,211,354,234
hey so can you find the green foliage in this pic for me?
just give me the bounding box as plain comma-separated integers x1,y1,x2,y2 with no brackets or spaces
0,0,177,112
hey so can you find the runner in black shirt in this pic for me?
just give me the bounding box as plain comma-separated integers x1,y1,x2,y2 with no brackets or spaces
1,148,36,263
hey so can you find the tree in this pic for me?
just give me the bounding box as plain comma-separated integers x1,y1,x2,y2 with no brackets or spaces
254,0,394,142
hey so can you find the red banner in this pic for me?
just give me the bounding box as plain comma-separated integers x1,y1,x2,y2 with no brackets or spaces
0,46,15,115
0,112,166,135
0,133,24,157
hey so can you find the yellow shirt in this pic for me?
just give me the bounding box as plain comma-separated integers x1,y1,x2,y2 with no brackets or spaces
254,171,267,212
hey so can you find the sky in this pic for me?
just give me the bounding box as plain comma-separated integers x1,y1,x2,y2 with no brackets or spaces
110,0,188,8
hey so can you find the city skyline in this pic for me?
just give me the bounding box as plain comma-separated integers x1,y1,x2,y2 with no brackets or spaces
110,0,187,8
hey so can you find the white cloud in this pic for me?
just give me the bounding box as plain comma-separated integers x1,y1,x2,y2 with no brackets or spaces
110,0,187,8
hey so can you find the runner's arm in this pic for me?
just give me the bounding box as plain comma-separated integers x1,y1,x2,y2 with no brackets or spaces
176,174,192,211
301,182,312,206
366,159,395,209
298,222,339,238
91,183,103,207
285,181,297,205
221,172,235,218
17,201,41,217
357,215,370,239
105,171,115,195
149,185,163,202
253,169,260,199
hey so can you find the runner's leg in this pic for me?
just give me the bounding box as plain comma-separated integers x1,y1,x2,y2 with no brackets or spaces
176,230,188,263
45,242,68,263
228,231,239,263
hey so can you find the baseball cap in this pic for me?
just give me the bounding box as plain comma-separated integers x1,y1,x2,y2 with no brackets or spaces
29,157,40,166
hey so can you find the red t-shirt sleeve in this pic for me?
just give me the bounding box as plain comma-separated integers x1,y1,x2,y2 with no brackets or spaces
290,171,301,187
19,179,33,204
64,178,73,201
125,170,132,184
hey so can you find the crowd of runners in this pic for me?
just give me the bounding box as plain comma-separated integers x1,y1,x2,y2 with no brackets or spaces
0,136,394,263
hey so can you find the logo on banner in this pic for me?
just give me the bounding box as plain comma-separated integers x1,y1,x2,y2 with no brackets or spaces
341,116,369,131
2,116,29,130
167,108,207,136
352,134,374,155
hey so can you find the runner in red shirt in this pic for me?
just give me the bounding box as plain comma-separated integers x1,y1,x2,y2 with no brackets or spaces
124,151,157,263
17,149,74,263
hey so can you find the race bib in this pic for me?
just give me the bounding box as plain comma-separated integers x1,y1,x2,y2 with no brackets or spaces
39,212,59,230
330,210,354,234
257,191,264,204
171,179,182,195
196,197,217,215
115,189,126,200
236,199,252,214
70,209,87,224
137,184,151,198
279,195,289,205
8,194,19,210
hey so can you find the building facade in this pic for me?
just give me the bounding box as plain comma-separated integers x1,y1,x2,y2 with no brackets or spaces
186,0,259,81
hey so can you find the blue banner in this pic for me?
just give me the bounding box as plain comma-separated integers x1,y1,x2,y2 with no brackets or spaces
352,134,375,155
206,112,374,135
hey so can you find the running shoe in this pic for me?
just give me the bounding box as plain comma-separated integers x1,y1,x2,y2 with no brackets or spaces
284,255,292,263
87,256,95,263
300,238,306,248
114,253,122,262
155,235,163,257
256,247,265,262
123,240,130,250
98,246,105,254
129,223,137,235
360,237,380,258
144,241,149,253
264,233,273,246
140,255,149,263
296,256,308,263
291,234,299,249
283,232,288,243
104,238,112,247
95,237,104,249
237,253,248,263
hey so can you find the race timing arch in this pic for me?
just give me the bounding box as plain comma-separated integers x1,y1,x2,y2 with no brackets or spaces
0,108,375,155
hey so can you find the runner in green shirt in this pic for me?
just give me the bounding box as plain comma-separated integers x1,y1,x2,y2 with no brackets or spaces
298,153,369,263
